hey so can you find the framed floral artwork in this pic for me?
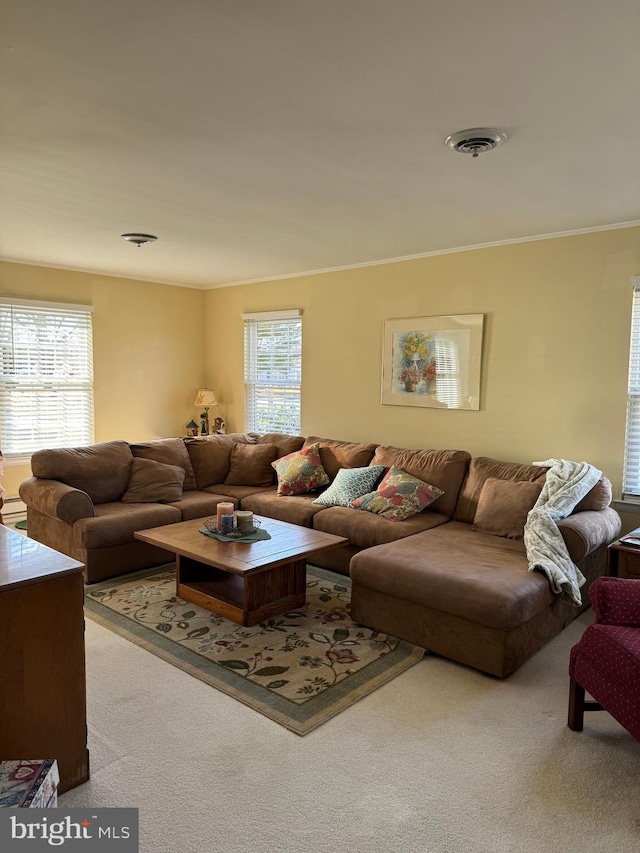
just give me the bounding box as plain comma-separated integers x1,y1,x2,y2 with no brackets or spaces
381,314,484,410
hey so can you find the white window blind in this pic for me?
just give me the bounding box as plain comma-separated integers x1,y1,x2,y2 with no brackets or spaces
0,300,94,458
243,310,302,434
623,282,640,497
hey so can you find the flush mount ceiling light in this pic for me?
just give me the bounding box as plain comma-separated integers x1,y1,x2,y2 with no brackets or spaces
120,233,158,247
444,128,507,158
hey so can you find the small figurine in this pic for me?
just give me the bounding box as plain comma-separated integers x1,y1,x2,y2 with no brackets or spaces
213,417,226,435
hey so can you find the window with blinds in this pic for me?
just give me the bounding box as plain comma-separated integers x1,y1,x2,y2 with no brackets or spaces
623,281,640,497
243,310,302,434
0,300,94,458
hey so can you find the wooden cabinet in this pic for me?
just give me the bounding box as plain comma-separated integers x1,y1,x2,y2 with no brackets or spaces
0,525,89,794
607,537,640,579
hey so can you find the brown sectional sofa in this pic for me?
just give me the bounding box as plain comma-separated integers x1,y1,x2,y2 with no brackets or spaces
19,432,621,677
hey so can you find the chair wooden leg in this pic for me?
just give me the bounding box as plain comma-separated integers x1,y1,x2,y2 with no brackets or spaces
568,676,585,731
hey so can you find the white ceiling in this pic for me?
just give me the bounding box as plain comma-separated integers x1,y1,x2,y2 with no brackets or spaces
2,0,639,289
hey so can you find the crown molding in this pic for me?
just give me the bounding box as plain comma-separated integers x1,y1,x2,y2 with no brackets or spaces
206,219,640,289
3,218,639,292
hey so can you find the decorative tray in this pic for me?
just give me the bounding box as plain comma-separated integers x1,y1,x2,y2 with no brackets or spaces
203,518,262,538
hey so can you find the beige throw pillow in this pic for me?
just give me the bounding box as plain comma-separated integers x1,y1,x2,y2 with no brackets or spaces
472,477,543,540
122,458,186,504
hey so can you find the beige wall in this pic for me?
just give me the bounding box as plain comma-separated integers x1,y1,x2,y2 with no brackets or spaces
204,227,640,513
3,227,639,531
0,261,205,496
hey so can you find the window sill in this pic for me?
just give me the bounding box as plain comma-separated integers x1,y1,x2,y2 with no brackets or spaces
612,499,640,514
2,455,32,467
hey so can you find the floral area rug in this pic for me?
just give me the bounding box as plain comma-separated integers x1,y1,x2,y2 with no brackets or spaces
84,564,424,734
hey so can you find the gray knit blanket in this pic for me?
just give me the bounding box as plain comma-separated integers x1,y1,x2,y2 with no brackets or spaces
523,458,602,606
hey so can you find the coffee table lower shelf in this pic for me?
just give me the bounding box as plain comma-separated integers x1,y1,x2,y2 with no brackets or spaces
177,555,307,627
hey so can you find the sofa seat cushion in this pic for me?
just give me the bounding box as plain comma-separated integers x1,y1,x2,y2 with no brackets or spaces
168,490,230,521
31,440,133,504
204,484,275,502
313,506,449,548
350,521,554,631
73,502,181,549
130,438,198,491
240,491,326,527
370,446,471,519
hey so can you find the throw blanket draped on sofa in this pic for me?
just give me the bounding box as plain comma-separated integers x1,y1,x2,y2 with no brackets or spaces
524,459,602,606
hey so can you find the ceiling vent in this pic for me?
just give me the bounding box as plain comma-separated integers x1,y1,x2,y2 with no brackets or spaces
444,128,507,158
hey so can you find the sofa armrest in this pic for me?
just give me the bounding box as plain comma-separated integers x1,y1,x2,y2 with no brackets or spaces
557,507,622,562
590,576,640,627
19,476,95,524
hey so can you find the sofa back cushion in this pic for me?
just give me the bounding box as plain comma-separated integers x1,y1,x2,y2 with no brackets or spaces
31,440,133,504
454,457,612,523
472,477,543,540
454,457,548,524
303,436,378,481
185,433,257,489
371,446,471,519
121,458,186,504
258,433,305,458
225,443,278,487
130,438,198,491
574,475,613,512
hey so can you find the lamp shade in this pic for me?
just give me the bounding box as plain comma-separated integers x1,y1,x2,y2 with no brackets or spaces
194,388,218,407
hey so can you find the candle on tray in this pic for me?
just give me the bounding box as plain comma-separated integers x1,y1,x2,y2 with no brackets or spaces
235,510,254,534
221,514,235,534
216,502,234,528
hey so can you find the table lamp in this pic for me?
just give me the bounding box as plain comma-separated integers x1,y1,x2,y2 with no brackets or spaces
194,388,218,435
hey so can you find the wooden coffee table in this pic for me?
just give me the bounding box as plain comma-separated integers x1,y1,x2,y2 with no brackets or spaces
135,515,347,627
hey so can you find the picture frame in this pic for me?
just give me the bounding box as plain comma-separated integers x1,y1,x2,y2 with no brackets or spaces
381,314,484,410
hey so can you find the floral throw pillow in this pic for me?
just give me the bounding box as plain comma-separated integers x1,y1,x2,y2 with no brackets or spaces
351,467,444,521
312,466,386,507
272,443,330,496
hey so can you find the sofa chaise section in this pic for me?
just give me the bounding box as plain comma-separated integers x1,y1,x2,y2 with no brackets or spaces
350,456,622,677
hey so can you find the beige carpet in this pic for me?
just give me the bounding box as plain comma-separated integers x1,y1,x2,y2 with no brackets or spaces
84,565,424,734
60,607,639,853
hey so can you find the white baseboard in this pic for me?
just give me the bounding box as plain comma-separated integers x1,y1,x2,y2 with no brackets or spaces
2,496,27,522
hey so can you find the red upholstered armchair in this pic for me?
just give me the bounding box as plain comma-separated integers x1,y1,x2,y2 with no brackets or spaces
568,577,640,741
